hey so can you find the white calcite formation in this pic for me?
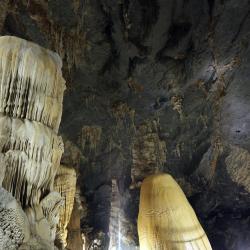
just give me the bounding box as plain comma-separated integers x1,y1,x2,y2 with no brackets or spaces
0,36,66,249
0,187,30,250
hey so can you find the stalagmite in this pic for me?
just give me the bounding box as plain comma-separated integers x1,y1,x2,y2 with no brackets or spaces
54,165,77,247
0,35,66,249
66,193,84,250
138,174,212,250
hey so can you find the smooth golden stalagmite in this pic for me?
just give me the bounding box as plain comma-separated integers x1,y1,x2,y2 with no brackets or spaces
138,174,212,250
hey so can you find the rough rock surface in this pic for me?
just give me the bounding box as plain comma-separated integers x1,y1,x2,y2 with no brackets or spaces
0,1,250,249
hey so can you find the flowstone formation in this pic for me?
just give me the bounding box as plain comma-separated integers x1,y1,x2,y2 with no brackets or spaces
138,174,212,250
0,35,66,249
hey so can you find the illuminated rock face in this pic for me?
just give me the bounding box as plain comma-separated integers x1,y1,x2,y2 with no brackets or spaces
0,36,65,249
138,174,212,250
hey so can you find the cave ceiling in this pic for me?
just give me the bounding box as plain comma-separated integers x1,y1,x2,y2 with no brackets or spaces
0,0,250,249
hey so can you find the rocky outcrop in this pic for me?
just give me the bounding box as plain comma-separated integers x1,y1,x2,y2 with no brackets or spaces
138,174,212,250
0,35,65,249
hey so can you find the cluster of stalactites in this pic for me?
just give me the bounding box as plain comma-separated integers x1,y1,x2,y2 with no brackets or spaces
0,36,65,208
138,174,212,250
1,114,63,206
0,36,65,132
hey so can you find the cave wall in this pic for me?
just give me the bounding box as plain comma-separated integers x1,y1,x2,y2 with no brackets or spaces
1,1,250,249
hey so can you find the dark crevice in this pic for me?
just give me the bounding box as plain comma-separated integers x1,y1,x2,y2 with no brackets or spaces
208,0,215,18
231,10,250,43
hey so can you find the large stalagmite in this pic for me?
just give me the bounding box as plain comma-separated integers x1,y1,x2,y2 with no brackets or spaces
138,174,212,250
54,165,77,247
0,36,66,249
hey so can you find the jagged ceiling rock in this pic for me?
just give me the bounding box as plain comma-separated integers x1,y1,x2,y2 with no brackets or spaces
0,1,250,249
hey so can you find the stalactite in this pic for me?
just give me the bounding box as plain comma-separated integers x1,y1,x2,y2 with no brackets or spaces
131,120,166,188
0,36,65,208
0,36,65,131
138,174,212,250
81,125,102,152
1,114,63,206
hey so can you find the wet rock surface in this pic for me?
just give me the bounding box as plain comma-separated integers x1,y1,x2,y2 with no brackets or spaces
1,0,250,249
